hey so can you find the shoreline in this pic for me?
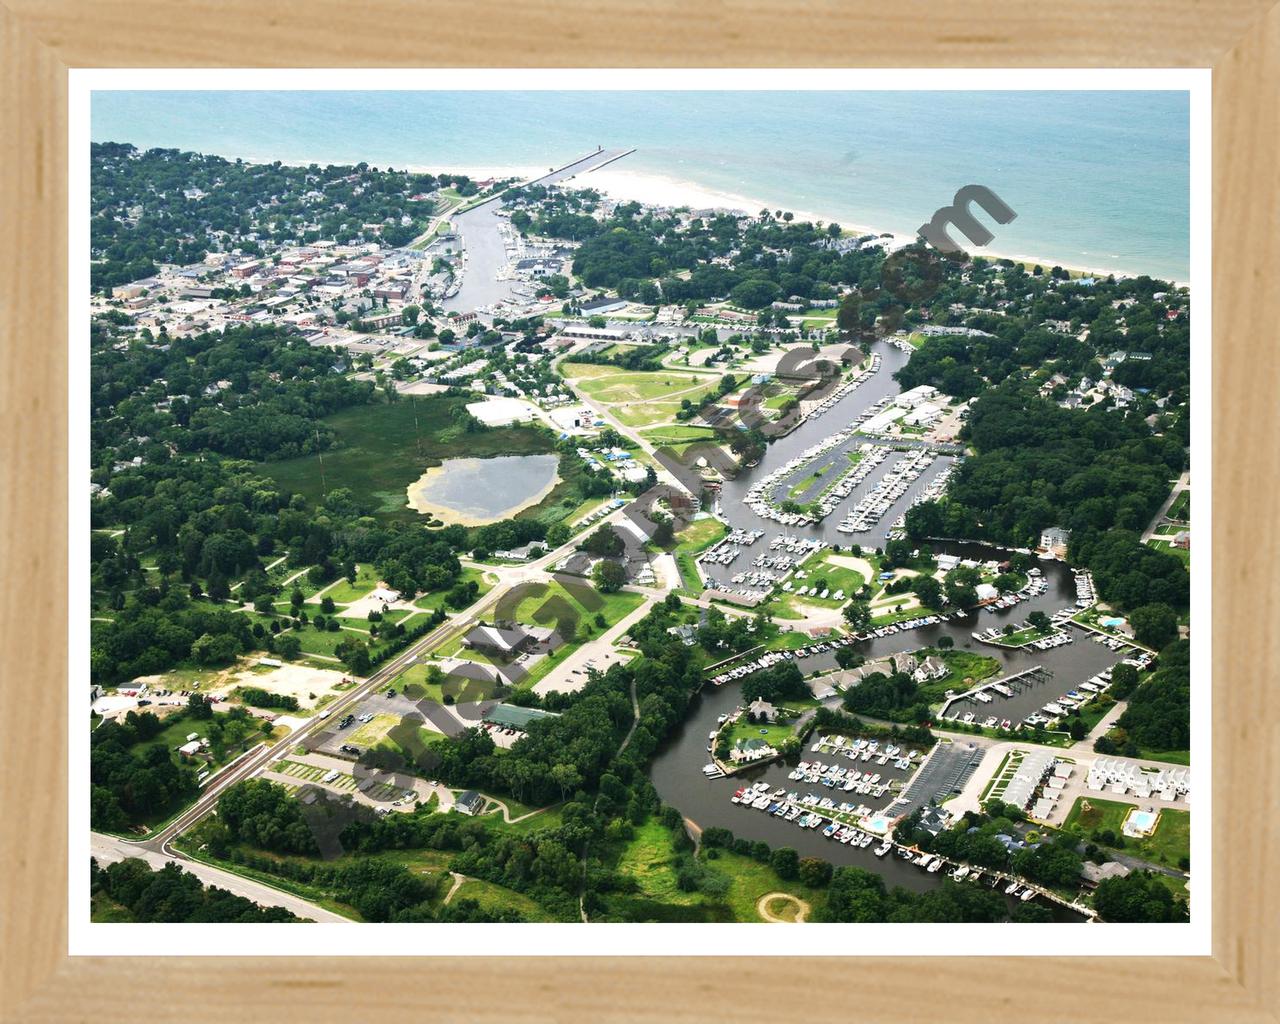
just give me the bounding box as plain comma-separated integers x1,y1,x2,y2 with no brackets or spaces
561,166,1186,288
233,150,1185,287
404,457,561,527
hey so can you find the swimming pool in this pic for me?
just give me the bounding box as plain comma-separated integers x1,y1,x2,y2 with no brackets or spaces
1124,808,1158,835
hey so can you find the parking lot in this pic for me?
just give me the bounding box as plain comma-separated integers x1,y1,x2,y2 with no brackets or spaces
262,749,454,813
307,689,499,757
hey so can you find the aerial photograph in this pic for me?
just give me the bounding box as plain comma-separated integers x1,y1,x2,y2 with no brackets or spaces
86,88,1193,928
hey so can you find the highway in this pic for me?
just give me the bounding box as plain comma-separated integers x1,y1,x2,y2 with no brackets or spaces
90,831,350,923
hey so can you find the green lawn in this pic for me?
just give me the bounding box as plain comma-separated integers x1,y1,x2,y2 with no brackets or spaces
720,717,795,753
322,563,381,604
995,624,1061,647
1166,490,1190,522
614,819,705,906
788,468,829,499
672,516,727,554
1061,797,1190,869
708,849,825,923
766,549,868,618
1148,537,1191,565
403,582,644,695
668,516,728,596
561,363,723,428
640,424,722,451
917,648,1001,704
412,567,495,614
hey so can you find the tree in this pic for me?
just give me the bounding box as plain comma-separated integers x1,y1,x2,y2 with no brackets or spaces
798,857,833,887
549,763,582,801
911,575,944,609
1027,610,1051,632
769,846,799,880
1109,662,1140,699
1129,603,1178,650
1094,871,1189,922
592,559,626,594
843,600,871,630
321,595,337,614
190,632,238,666
1069,718,1087,740
274,633,302,660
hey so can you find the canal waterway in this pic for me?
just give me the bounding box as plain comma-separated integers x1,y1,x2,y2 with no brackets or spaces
648,340,1111,917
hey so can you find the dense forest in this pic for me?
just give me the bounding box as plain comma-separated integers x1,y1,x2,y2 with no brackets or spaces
515,189,867,309
91,857,302,923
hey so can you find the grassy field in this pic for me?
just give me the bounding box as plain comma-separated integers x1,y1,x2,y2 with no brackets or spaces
721,718,794,752
1062,797,1190,869
1166,489,1190,522
1148,537,1191,565
322,563,381,604
610,820,826,923
918,648,1001,704
639,424,722,452
411,567,495,614
562,362,723,428
447,878,558,921
666,516,727,596
256,395,566,523
614,819,705,906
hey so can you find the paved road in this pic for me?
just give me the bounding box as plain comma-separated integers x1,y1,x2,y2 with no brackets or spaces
90,832,349,923
1141,470,1191,541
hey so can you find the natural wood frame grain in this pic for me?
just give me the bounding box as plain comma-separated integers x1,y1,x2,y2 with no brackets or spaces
2,2,1276,1020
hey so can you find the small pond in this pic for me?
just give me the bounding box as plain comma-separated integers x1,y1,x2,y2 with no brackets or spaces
406,453,560,525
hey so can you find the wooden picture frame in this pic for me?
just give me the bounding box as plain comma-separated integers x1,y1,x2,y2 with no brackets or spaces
2,2,1275,1019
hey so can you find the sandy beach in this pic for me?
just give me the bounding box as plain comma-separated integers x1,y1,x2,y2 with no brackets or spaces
248,152,1178,284
557,166,1175,285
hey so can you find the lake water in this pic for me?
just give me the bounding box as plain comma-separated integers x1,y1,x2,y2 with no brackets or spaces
91,89,1190,281
405,453,560,525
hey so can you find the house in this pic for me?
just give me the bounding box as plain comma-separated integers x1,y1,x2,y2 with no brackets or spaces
912,656,948,683
1173,531,1190,550
579,296,628,316
729,737,774,764
177,740,203,759
453,790,485,816
1040,526,1071,554
461,622,549,658
747,698,778,722
1080,861,1131,888
463,623,535,657
369,584,401,604
667,624,699,646
917,805,950,837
